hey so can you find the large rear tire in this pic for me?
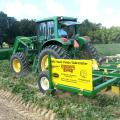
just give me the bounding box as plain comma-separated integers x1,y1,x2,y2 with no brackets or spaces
80,42,102,63
10,52,28,76
38,45,69,72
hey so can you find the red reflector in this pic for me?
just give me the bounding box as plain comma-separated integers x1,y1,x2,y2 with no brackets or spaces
62,37,68,42
74,40,79,48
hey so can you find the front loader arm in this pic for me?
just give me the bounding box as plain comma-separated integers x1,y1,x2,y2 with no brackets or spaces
12,36,33,54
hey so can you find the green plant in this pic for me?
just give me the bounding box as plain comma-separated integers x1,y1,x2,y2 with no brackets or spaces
94,43,120,56
1,60,120,119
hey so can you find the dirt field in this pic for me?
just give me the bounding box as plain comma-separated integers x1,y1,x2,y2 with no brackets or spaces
0,96,28,120
0,90,55,120
0,102,26,120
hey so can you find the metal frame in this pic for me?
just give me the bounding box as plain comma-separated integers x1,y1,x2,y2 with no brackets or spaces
48,56,120,96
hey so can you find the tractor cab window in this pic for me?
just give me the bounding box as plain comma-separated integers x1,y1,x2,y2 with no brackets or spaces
47,21,54,39
58,28,67,38
58,21,80,38
38,21,54,40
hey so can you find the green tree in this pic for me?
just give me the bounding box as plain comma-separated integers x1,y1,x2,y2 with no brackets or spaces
79,19,101,36
0,11,8,42
88,27,120,44
0,11,36,45
6,17,18,44
18,19,36,37
109,27,120,43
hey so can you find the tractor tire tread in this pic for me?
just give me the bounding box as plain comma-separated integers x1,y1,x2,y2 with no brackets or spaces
84,42,101,62
38,45,69,72
10,52,29,76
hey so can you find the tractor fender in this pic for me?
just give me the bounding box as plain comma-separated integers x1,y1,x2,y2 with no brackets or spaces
42,39,71,49
76,36,91,47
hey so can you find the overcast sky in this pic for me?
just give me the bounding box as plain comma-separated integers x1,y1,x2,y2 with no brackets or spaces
0,0,120,27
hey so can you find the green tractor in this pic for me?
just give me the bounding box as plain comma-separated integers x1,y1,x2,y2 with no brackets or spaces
0,16,101,75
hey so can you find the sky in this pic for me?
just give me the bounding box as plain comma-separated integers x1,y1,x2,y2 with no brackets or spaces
0,0,120,27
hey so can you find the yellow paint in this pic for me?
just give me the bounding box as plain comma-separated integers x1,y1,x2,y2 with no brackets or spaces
117,64,120,68
51,58,93,91
41,55,55,71
13,58,21,73
41,55,49,71
92,59,99,70
111,86,120,95
104,69,108,74
106,59,109,63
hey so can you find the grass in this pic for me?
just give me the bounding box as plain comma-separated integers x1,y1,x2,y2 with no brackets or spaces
1,61,120,119
94,43,120,56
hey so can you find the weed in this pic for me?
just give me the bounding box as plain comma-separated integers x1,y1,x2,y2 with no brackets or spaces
1,58,120,119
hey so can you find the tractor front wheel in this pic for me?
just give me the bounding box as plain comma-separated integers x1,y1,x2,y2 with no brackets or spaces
10,52,28,76
38,45,69,72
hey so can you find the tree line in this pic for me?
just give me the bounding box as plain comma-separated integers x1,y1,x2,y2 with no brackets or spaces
0,11,120,45
79,19,120,44
0,11,36,45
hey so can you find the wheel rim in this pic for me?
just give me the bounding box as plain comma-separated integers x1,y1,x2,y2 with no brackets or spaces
41,55,54,71
40,77,49,91
41,55,48,71
12,58,21,73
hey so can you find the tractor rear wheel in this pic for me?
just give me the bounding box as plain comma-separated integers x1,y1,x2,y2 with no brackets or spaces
10,52,28,76
80,42,101,62
38,45,69,72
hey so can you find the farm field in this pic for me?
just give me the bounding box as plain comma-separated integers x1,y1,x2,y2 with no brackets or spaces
94,43,120,56
0,1,120,120
0,60,120,120
0,97,26,120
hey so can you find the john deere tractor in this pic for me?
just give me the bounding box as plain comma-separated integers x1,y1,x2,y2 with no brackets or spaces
0,16,101,75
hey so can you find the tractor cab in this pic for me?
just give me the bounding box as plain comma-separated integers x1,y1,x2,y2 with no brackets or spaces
58,18,80,38
37,16,80,41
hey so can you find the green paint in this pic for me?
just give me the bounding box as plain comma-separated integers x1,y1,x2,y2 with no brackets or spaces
47,55,120,96
13,16,89,72
0,16,90,73
94,78,118,91
75,36,88,47
93,76,103,86
93,71,120,78
56,84,81,94
0,48,13,60
48,54,54,90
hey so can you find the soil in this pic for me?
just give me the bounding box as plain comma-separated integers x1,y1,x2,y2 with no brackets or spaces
0,90,55,120
0,97,27,120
